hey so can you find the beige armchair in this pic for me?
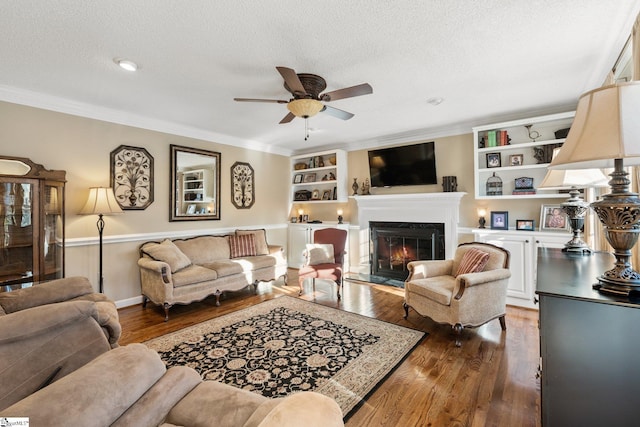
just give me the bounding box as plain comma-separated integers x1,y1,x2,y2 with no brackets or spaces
403,242,511,346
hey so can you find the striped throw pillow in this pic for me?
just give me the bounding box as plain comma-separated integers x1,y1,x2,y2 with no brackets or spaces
455,248,490,277
229,234,257,258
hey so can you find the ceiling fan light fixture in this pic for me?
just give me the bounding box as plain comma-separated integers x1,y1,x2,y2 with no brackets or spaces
287,98,324,118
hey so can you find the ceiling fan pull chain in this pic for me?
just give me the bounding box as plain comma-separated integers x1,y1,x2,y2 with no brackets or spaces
305,118,310,141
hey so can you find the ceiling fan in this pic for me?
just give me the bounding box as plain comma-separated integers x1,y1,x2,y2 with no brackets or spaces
234,66,373,125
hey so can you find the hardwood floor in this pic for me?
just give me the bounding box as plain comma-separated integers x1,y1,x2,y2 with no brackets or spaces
118,270,541,427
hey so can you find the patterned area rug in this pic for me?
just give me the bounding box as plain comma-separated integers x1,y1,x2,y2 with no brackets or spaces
144,296,425,417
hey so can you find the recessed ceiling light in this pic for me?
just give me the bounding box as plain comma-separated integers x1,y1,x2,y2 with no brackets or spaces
427,97,444,106
115,58,138,72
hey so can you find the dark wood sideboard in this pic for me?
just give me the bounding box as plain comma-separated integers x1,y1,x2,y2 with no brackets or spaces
536,248,640,427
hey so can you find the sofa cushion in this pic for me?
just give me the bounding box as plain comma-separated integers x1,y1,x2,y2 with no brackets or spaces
201,260,243,277
306,244,335,265
171,265,218,288
405,276,457,306
142,240,192,273
174,236,230,265
232,255,278,271
229,234,257,258
236,229,270,255
455,248,490,277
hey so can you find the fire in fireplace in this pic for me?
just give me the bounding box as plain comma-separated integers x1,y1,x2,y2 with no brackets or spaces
370,221,445,281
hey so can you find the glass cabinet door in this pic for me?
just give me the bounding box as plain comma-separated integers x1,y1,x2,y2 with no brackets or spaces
43,182,64,281
0,178,36,287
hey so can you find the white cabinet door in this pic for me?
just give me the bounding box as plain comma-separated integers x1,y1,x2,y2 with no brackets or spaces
477,234,535,308
288,224,312,268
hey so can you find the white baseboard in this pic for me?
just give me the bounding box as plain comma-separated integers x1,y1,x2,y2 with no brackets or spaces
115,295,144,309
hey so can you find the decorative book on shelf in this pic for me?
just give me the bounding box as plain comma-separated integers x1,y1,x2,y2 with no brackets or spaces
512,176,536,195
480,130,511,148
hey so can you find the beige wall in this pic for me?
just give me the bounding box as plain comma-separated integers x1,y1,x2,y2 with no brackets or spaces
2,100,553,305
0,101,290,303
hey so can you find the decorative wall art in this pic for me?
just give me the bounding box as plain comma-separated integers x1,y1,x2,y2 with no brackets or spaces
110,145,154,210
231,161,255,209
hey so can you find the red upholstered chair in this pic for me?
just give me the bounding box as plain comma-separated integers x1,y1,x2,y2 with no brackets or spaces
298,228,348,299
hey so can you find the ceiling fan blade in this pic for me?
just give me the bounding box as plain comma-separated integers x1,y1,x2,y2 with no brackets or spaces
234,98,288,104
321,83,373,102
279,112,296,124
276,66,307,96
321,105,355,120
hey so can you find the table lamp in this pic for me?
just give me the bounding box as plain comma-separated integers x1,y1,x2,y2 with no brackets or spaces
539,147,609,253
79,187,123,293
548,81,640,296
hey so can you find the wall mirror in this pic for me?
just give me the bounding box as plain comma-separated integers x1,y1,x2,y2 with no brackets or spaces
170,145,221,221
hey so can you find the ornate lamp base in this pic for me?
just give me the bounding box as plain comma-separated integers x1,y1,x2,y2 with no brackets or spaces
590,160,640,296
561,189,592,254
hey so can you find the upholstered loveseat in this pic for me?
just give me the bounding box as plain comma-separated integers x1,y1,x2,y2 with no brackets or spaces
138,229,288,320
0,278,343,427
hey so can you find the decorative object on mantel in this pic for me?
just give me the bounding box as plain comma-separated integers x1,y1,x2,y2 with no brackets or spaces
486,172,503,196
477,208,487,228
79,187,123,293
352,178,359,196
548,82,640,296
110,145,153,210
442,176,457,192
539,147,608,253
362,178,371,195
231,161,254,209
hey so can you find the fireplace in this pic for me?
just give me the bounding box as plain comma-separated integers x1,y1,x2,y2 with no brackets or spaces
370,221,445,280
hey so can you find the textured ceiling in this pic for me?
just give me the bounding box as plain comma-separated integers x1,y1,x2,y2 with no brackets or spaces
1,1,638,155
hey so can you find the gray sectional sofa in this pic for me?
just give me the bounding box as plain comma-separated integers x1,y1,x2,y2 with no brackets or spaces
138,229,288,320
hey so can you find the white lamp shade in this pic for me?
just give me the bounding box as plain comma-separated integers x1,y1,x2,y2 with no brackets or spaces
549,82,640,170
539,148,609,189
79,187,123,215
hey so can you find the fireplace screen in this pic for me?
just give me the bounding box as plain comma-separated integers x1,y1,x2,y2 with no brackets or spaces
370,221,445,281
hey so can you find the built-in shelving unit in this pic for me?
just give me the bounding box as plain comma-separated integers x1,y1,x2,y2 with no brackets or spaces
290,149,347,203
473,111,575,199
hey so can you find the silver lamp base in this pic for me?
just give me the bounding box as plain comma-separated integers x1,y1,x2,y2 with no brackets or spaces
561,188,592,255
590,160,640,296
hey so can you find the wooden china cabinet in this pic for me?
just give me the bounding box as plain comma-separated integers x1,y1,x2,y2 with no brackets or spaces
0,156,66,291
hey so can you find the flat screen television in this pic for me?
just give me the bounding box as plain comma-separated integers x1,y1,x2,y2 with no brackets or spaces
368,141,437,187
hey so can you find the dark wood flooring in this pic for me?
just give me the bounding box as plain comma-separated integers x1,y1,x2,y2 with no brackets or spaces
118,270,541,427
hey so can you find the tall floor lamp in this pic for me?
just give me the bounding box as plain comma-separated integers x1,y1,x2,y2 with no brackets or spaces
548,82,640,296
79,187,123,293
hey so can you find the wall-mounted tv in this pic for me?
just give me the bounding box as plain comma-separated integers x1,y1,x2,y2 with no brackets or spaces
368,141,437,187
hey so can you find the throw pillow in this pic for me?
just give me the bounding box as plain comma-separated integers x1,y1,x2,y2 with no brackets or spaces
229,234,257,258
305,243,335,265
455,248,490,277
142,239,192,272
235,229,269,255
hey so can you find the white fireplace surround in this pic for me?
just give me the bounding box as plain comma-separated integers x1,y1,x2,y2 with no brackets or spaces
353,192,466,273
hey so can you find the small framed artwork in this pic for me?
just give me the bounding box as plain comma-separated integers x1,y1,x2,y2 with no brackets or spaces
516,219,535,231
486,153,501,168
186,204,196,215
490,211,509,230
304,173,316,183
302,214,309,222
322,190,331,200
290,217,298,223
509,154,524,166
311,189,320,200
293,173,303,184
540,205,570,231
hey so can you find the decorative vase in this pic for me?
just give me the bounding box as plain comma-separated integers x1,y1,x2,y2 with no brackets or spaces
352,178,359,196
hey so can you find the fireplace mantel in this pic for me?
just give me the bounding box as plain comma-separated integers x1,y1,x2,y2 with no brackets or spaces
352,192,466,272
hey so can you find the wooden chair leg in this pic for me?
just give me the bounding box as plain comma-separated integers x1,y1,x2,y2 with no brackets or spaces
298,278,304,296
142,295,148,308
403,302,409,319
163,303,171,322
453,323,464,347
499,315,507,331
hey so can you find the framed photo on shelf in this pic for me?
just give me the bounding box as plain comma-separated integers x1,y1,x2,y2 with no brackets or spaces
322,190,331,200
540,205,570,231
293,173,303,184
516,219,535,231
509,154,524,166
311,189,320,200
302,214,309,222
303,173,316,183
486,153,501,168
290,217,298,223
186,204,196,215
490,211,509,230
